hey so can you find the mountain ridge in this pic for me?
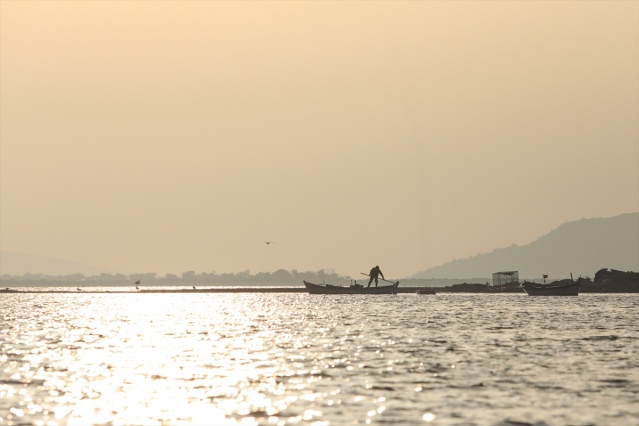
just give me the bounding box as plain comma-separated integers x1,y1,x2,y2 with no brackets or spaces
3,213,637,279
411,212,639,280
0,250,112,276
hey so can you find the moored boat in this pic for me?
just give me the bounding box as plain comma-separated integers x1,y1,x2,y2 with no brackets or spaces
303,281,399,295
520,279,581,296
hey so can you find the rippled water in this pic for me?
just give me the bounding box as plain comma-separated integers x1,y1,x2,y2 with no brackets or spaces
1,292,638,425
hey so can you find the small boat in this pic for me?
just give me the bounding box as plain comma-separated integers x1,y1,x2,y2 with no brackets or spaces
520,279,581,296
416,289,436,295
303,280,399,295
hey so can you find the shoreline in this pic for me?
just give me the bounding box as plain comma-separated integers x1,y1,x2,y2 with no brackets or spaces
1,286,637,294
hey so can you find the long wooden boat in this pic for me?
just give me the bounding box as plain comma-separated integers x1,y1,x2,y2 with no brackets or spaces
303,281,399,295
520,279,581,296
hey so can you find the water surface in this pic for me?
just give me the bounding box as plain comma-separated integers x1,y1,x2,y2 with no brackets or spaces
1,292,637,425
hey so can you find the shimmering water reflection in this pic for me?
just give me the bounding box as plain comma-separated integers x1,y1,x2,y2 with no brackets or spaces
1,293,638,425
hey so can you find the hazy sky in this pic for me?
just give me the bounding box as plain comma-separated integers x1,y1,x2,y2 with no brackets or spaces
1,1,637,278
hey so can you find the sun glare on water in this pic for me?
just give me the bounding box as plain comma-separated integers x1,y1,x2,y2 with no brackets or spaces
3,294,334,426
65,294,303,426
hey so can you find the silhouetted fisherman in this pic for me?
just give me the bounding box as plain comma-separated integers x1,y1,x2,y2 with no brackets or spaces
367,265,384,287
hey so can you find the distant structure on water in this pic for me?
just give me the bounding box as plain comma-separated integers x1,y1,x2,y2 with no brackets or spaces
492,271,519,286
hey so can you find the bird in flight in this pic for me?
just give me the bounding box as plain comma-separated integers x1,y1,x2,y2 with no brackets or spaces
265,241,275,245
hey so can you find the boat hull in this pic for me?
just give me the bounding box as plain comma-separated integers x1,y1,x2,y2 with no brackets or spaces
521,280,581,296
303,281,399,295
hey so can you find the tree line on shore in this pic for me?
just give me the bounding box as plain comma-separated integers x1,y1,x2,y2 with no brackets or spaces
1,269,492,287
1,269,352,286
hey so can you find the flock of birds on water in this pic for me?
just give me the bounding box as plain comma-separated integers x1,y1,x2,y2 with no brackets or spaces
69,279,198,292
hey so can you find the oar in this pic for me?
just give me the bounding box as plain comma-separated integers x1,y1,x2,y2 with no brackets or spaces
360,272,399,285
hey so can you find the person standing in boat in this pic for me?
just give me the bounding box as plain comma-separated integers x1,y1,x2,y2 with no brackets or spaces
367,265,385,287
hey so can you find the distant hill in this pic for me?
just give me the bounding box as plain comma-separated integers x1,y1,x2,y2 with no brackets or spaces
0,250,111,276
411,212,639,280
